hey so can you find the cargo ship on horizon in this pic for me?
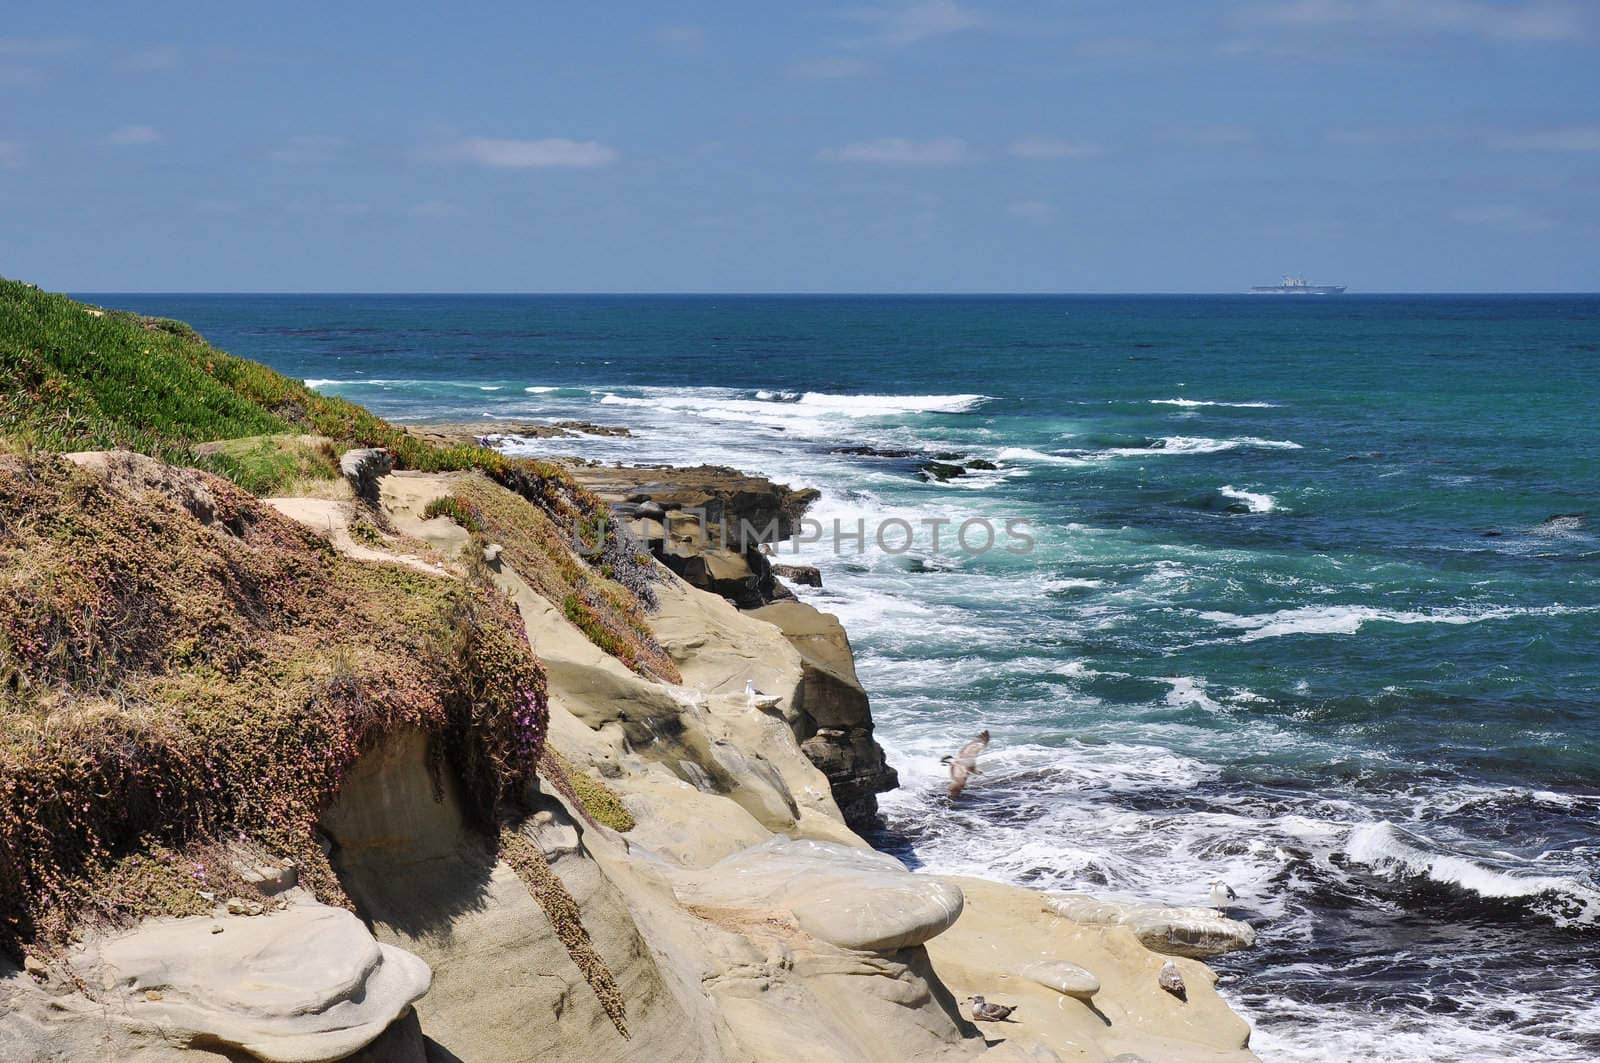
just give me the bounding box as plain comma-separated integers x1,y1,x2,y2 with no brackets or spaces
1249,274,1347,295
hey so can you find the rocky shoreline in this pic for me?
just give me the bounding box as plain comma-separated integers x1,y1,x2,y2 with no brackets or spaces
2,440,1260,1063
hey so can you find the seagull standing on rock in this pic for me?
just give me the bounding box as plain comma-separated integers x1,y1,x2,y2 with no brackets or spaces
1158,960,1187,1002
966,995,1016,1022
1209,879,1238,911
941,730,990,799
743,679,782,712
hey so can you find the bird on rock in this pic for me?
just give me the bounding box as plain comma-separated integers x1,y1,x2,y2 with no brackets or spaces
1209,879,1238,911
967,995,1016,1022
743,679,782,712
1158,960,1187,1001
941,730,990,799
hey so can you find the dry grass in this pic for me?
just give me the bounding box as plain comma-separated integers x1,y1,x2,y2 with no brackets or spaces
0,454,548,958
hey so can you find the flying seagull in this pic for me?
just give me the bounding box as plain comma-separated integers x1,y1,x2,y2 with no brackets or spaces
940,730,989,799
1158,960,1187,1001
1209,879,1238,911
966,995,1016,1022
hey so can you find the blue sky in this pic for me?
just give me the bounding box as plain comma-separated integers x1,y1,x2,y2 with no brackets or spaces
2,2,1597,291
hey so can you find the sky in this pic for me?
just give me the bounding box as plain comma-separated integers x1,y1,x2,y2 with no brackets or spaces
1,2,1597,292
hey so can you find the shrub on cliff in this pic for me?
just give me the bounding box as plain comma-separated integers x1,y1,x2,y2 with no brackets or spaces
448,478,680,683
0,454,549,957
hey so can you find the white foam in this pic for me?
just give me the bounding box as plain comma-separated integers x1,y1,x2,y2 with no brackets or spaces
996,447,1089,466
1150,398,1279,408
791,391,989,414
1095,436,1302,457
524,385,558,393
1042,578,1111,593
1345,821,1600,927
1219,485,1277,513
1199,603,1591,642
479,386,502,391
303,378,341,389
1163,676,1228,713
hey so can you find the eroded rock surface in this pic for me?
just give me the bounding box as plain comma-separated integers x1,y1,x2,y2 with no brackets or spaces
679,838,963,952
62,905,430,1063
1043,894,1257,959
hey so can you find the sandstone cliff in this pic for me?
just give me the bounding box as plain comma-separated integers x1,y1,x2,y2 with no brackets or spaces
2,457,1259,1063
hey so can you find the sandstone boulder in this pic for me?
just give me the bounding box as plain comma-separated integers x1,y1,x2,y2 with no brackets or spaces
65,904,430,1063
1016,960,1100,1000
1042,894,1256,959
680,838,963,952
339,447,393,504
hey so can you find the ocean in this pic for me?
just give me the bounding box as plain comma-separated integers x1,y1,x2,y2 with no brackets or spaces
88,293,1600,1062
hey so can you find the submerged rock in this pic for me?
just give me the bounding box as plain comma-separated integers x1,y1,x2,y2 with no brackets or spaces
917,461,967,482
679,838,964,952
65,904,430,1063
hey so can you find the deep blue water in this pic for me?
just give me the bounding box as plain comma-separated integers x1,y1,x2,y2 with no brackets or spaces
89,293,1600,1061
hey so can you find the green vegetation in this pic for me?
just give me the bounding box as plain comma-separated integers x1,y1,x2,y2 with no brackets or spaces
455,475,680,683
499,826,628,1039
423,494,484,533
1,277,501,490
540,748,636,833
0,455,548,957
195,434,343,496
1,279,668,672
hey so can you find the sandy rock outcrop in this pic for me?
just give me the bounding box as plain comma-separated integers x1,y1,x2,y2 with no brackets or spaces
1043,895,1257,959
7,905,429,1063
63,449,218,524
750,599,899,826
930,878,1257,1063
678,838,964,952
321,728,719,1063
338,446,392,504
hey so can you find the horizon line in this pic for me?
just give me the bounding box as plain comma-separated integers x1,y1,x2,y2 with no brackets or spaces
72,289,1600,298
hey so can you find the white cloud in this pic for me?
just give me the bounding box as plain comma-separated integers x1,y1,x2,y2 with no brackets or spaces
1008,137,1106,160
1451,204,1554,231
1006,200,1058,222
848,1,981,47
1245,0,1589,43
107,125,163,146
270,135,345,165
1489,126,1600,152
789,56,871,78
448,137,619,169
817,136,969,164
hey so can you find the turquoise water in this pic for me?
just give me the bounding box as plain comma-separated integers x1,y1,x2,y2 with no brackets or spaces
92,294,1600,1060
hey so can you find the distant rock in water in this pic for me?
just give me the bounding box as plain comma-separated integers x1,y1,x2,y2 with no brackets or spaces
917,461,967,482
832,445,916,458
772,562,823,587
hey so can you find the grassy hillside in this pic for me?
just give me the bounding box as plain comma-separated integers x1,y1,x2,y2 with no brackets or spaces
0,277,495,490
0,278,668,678
0,454,547,958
